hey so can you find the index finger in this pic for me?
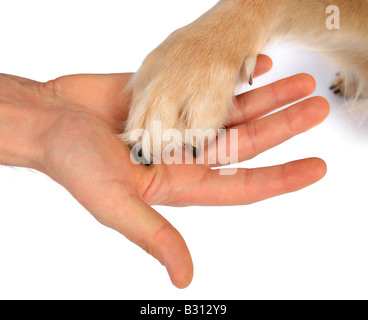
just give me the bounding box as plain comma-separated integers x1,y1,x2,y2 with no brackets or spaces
174,158,327,206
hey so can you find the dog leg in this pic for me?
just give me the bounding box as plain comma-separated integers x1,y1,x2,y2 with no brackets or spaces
122,0,368,162
278,1,368,100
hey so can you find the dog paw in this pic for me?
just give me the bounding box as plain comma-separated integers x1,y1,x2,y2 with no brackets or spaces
330,73,350,97
330,72,367,99
121,27,257,163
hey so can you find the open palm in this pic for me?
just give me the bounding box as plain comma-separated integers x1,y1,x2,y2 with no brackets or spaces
0,55,328,288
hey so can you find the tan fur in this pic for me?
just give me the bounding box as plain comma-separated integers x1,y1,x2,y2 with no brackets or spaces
121,0,368,161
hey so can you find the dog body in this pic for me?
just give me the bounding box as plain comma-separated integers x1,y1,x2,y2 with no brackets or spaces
122,0,368,161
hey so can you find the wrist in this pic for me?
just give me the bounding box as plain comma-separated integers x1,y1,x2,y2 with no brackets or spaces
0,86,51,172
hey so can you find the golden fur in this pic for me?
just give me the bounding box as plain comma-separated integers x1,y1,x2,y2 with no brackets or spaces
121,0,368,161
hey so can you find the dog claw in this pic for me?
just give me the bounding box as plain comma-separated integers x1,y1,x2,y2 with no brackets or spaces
330,79,343,95
186,145,199,158
192,146,199,158
132,145,152,166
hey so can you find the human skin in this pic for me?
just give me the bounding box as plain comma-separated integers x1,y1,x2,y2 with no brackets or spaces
0,55,329,288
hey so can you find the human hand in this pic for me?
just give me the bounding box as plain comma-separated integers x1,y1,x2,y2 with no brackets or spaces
0,55,328,288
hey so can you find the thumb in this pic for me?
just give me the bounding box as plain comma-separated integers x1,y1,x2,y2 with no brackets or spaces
99,195,194,289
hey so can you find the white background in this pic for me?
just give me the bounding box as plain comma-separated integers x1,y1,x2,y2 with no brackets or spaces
0,0,368,299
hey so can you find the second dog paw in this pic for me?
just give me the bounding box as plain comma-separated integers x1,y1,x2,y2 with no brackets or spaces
330,72,367,99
